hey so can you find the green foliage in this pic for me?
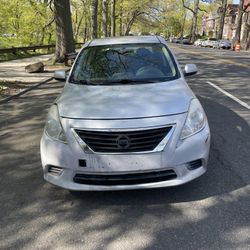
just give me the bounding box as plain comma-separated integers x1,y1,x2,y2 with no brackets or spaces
0,0,220,50
169,17,182,36
0,0,55,48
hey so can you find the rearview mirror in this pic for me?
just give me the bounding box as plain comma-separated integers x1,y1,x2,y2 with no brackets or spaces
184,64,198,77
54,70,66,81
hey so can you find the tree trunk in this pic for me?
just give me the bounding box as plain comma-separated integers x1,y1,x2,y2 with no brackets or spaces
182,0,200,43
74,14,84,41
119,0,123,36
217,0,227,40
40,17,55,45
54,0,75,63
74,7,78,39
84,20,88,42
180,12,187,39
190,0,199,44
124,11,140,35
241,12,250,50
47,32,52,45
233,0,244,46
102,0,108,37
91,0,99,39
111,0,116,36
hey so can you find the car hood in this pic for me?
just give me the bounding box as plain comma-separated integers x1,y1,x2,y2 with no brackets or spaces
57,79,193,119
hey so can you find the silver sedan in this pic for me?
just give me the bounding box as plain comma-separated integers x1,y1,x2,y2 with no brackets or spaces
40,36,210,191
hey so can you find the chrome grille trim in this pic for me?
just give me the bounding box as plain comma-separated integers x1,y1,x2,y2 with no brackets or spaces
72,125,175,154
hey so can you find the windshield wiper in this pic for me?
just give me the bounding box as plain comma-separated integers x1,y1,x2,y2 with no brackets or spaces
108,79,156,84
69,79,99,85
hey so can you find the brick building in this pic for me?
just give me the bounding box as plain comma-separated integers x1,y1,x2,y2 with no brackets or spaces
202,0,250,41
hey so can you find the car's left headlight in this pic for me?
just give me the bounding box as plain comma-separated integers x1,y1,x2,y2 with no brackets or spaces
44,105,67,143
180,98,206,140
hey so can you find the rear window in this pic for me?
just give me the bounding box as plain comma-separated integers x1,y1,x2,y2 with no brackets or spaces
69,43,180,85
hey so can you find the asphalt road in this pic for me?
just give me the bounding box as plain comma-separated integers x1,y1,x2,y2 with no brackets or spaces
0,44,250,250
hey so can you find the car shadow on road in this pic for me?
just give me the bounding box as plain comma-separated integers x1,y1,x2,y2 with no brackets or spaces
0,82,250,249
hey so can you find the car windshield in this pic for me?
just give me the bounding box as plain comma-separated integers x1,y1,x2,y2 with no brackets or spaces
69,43,179,85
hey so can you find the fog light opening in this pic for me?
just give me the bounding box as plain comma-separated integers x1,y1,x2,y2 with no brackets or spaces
47,165,63,176
187,159,203,170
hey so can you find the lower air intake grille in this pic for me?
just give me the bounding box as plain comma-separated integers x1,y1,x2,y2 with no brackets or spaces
187,159,203,170
75,126,172,153
73,169,177,185
47,165,63,176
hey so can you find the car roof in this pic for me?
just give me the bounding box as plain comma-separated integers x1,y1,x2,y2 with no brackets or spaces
88,36,162,47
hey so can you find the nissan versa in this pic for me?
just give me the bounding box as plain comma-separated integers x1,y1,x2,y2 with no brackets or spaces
40,36,210,191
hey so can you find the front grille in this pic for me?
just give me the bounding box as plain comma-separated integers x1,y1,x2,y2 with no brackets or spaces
73,169,177,185
75,126,172,153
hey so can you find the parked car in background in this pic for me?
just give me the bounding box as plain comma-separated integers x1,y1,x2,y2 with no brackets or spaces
172,37,181,43
169,37,181,43
194,39,204,47
181,38,192,45
220,40,231,49
213,40,231,50
41,36,210,191
169,37,173,42
200,40,207,47
212,40,220,49
203,38,217,48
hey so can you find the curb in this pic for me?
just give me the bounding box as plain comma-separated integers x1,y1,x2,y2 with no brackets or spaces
0,77,53,104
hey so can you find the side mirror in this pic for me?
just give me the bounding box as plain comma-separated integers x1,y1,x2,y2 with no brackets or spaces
184,64,198,77
54,70,66,81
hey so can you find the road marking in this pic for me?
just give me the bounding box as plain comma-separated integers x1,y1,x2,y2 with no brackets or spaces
172,46,250,70
206,81,250,110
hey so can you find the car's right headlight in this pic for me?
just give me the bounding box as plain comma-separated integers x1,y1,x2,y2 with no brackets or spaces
180,98,206,140
44,105,67,143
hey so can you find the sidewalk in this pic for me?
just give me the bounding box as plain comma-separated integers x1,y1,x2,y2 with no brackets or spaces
0,53,70,102
0,54,54,83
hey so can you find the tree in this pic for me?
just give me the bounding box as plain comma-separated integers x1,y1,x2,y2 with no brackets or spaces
124,10,141,35
71,0,85,41
241,2,250,50
233,0,244,46
0,0,54,47
54,0,75,63
182,0,199,43
180,12,187,39
111,0,116,36
182,0,207,43
119,0,123,35
217,0,227,40
169,17,182,36
122,0,155,35
158,0,189,38
70,0,93,42
102,0,108,37
91,0,99,38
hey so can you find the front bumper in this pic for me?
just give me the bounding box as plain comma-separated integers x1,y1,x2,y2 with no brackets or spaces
40,115,210,191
